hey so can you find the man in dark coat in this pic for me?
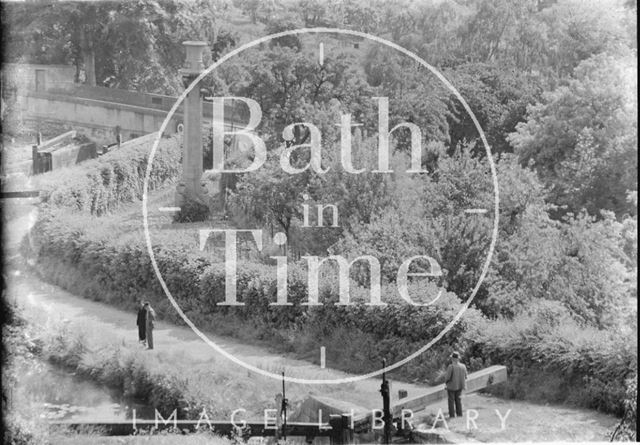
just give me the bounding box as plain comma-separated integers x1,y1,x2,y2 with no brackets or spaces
444,351,468,418
136,300,146,345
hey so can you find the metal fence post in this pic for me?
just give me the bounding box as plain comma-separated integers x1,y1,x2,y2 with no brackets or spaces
380,359,392,445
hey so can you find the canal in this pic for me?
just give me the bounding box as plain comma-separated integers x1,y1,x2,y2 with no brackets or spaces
10,358,155,422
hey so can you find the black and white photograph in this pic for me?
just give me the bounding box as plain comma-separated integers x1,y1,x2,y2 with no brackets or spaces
1,0,637,443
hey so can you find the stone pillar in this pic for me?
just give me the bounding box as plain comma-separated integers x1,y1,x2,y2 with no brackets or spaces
177,41,208,206
32,145,39,175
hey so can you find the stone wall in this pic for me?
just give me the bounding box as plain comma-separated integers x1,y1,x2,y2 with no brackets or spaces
2,63,76,95
48,84,177,113
4,63,248,149
16,89,246,145
18,92,182,145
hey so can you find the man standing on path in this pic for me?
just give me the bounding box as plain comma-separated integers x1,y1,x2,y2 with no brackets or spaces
444,351,467,418
144,302,156,350
136,301,146,346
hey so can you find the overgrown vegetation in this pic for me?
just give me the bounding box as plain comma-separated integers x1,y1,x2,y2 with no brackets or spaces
174,199,210,223
3,293,310,424
0,300,254,444
611,373,638,441
24,207,481,380
35,134,181,216
3,302,52,445
467,310,637,416
6,0,637,434
23,197,637,415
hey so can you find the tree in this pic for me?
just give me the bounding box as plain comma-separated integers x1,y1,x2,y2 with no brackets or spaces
509,50,637,218
209,29,238,61
237,0,261,24
444,62,543,155
452,0,633,77
332,145,633,326
219,45,374,141
296,0,332,27
1,0,231,94
456,0,526,64
412,0,469,66
2,1,114,85
363,46,452,148
228,151,309,246
480,153,633,326
341,0,383,33
265,15,304,50
540,0,633,77
333,144,494,295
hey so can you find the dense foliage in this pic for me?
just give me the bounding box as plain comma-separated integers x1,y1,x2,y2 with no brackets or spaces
509,50,638,217
24,196,637,414
2,303,49,445
35,134,181,216
8,0,637,424
1,0,233,94
467,309,637,415
26,206,482,381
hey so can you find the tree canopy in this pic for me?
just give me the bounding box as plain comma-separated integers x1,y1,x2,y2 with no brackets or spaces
2,0,636,329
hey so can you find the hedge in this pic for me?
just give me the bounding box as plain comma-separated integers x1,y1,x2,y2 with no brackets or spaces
26,207,481,382
24,205,638,414
25,206,638,416
464,313,637,416
35,133,181,216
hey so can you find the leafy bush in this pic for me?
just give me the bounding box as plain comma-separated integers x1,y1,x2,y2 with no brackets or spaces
25,205,638,410
25,207,483,382
174,199,210,223
2,303,50,445
464,309,637,415
612,373,637,441
35,134,181,216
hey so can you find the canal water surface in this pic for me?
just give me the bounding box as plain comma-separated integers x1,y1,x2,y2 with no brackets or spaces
13,359,155,421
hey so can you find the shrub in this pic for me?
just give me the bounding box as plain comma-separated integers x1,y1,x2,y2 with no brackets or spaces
174,199,210,223
35,134,181,216
24,203,639,414
25,207,483,383
465,311,637,415
613,373,638,441
2,304,50,445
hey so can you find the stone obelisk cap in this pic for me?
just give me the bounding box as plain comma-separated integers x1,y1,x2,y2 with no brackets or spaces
181,41,208,76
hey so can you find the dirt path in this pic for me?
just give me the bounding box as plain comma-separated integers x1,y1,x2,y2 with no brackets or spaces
421,393,618,442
